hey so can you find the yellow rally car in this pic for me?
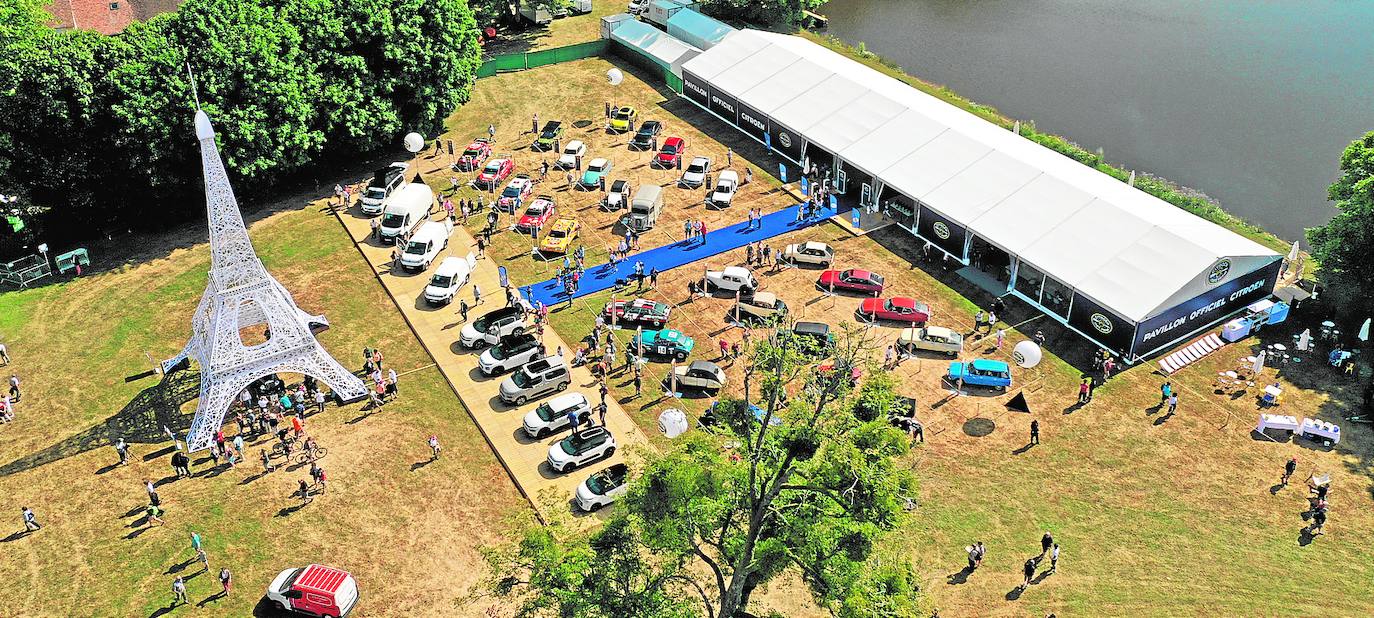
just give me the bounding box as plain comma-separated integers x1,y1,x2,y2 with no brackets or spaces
609,106,637,133
540,218,580,254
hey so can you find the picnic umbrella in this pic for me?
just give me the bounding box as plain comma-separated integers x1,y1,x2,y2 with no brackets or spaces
1286,241,1300,268
1251,350,1267,375
1359,318,1371,342
1297,329,1312,352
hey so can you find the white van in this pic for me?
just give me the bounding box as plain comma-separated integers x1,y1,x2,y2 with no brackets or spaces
626,184,664,232
424,255,475,305
378,183,434,243
399,219,453,272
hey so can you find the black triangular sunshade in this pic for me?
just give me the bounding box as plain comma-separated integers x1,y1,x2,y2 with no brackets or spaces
1005,391,1030,413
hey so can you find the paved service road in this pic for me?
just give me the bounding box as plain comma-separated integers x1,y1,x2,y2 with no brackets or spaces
332,202,651,522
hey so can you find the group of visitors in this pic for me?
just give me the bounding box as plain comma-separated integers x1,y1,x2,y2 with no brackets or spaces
682,218,710,245
742,241,775,270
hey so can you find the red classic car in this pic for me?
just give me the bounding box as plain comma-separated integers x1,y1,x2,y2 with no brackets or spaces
602,298,671,328
818,269,886,296
476,157,514,189
455,138,492,171
515,196,557,233
857,297,932,325
654,137,686,168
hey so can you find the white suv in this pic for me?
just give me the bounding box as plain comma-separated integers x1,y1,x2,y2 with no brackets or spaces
479,333,546,376
547,425,617,473
500,356,572,405
575,463,629,511
522,392,592,438
460,307,526,348
423,256,472,305
680,156,711,188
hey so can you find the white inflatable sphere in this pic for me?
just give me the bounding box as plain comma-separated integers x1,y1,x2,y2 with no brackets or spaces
1012,340,1043,368
606,68,624,86
403,132,425,153
658,408,689,438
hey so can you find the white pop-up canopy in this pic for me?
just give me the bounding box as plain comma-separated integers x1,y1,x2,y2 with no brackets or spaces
682,30,1279,324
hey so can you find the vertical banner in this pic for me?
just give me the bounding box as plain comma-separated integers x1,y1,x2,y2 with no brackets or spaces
765,132,772,153
498,266,509,289
778,163,787,183
829,194,839,215
800,177,809,197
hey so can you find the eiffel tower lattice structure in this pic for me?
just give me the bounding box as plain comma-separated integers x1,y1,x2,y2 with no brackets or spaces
163,110,367,452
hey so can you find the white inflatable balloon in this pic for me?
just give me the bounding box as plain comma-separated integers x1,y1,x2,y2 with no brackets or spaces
606,68,624,86
403,132,425,153
1012,340,1043,368
658,408,689,438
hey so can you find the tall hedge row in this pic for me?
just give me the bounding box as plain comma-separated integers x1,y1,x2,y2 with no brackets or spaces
0,0,480,257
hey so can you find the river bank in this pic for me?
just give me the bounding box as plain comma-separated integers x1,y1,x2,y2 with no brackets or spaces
797,31,1293,254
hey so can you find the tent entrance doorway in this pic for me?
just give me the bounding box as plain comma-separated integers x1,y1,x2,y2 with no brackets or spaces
968,235,1012,288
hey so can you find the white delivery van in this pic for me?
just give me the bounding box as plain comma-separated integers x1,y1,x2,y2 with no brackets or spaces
378,183,434,243
398,219,453,272
424,255,475,305
626,184,664,232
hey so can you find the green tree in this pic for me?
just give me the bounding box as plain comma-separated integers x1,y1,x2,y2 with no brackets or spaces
483,323,921,617
696,0,829,29
1307,131,1374,319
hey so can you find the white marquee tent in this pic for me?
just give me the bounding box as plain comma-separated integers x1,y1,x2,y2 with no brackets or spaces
680,30,1281,360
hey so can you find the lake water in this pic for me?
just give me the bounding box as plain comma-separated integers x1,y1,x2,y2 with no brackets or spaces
820,0,1374,242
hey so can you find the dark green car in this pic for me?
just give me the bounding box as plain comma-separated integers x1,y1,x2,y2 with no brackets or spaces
534,120,564,151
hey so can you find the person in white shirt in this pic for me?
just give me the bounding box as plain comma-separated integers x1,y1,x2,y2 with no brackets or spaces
0,342,10,365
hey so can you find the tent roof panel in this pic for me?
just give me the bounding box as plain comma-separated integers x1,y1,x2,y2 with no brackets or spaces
921,151,1041,224
710,44,800,94
967,174,1096,254
839,110,947,174
680,29,768,80
803,92,907,157
737,59,831,115
769,74,867,135
881,131,992,200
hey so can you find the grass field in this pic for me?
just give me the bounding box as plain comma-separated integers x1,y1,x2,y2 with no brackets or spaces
2,52,1371,617
0,199,527,616
425,57,1374,616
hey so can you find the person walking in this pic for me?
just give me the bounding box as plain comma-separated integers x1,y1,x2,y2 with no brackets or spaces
487,123,495,141
171,577,189,607
1160,381,1173,406
1166,392,1179,415
0,341,10,365
1022,558,1037,588
219,567,233,597
1029,419,1040,446
260,449,273,474
633,372,642,398
1310,506,1327,535
146,504,164,527
598,380,609,407
1040,532,1054,557
172,451,191,477
114,437,130,466
298,479,312,506
145,478,160,506
196,547,210,572
1049,544,1060,574
8,374,20,401
649,267,659,289
1280,456,1297,485
568,408,582,437
473,283,483,305
531,112,539,134
21,506,40,532
314,388,326,414
1077,378,1090,404
726,147,733,168
995,328,1006,349
428,435,442,460
597,402,608,427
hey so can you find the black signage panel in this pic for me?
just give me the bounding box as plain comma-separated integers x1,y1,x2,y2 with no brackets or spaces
1132,259,1282,357
707,84,739,126
767,120,804,163
735,101,769,142
917,204,966,260
1068,292,1134,356
682,70,710,108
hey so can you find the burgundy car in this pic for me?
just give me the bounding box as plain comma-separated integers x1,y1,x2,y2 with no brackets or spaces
455,138,492,171
857,297,932,325
602,298,671,328
818,269,886,296
515,196,557,233
654,137,686,168
475,157,514,189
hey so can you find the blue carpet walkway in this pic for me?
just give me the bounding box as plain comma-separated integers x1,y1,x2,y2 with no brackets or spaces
525,200,842,307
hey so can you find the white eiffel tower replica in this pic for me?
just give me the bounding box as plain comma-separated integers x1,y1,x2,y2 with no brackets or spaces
163,109,367,452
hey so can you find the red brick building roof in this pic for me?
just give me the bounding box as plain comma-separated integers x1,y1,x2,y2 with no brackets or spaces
48,0,184,35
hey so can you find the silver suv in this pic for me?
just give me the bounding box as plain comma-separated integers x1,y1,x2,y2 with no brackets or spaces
499,356,572,405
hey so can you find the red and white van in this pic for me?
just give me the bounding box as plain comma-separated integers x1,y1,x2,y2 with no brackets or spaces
266,564,359,617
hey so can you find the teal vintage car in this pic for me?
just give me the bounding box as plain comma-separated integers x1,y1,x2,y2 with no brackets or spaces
629,328,695,361
580,158,613,189
947,359,1012,391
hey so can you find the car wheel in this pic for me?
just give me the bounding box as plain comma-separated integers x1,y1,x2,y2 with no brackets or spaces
603,446,616,460
589,500,605,512
273,601,287,611
535,427,547,438
512,326,525,336
674,351,688,362
557,381,568,392
515,395,528,405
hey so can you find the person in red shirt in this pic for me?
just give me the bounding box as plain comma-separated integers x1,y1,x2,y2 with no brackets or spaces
290,415,304,437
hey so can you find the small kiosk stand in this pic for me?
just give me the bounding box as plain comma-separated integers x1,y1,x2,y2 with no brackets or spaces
1221,299,1290,343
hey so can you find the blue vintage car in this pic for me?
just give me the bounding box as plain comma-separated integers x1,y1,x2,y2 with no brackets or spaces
629,328,695,361
947,359,1012,391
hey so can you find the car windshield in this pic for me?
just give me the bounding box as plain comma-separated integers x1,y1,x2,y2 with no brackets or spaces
403,241,427,255
548,228,568,239
380,213,404,228
563,146,578,155
561,433,596,454
430,273,452,287
540,127,558,139
489,344,512,360
365,187,386,200
687,162,705,174
463,148,481,157
716,180,734,191
631,203,652,215
660,144,677,155
534,402,559,422
612,110,631,120
524,204,546,215
472,316,490,332
872,273,885,285
512,370,531,387
482,163,501,174
590,163,607,172
501,185,522,198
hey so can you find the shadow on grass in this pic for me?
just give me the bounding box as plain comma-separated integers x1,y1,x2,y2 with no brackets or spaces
1,370,201,478
409,458,436,472
2,530,33,543
945,566,972,585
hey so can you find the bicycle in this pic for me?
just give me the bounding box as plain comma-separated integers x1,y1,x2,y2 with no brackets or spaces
271,436,297,458
294,446,328,466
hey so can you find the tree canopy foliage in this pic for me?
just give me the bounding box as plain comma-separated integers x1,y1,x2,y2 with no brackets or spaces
1306,131,1374,319
483,323,922,618
0,0,480,257
696,0,829,29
